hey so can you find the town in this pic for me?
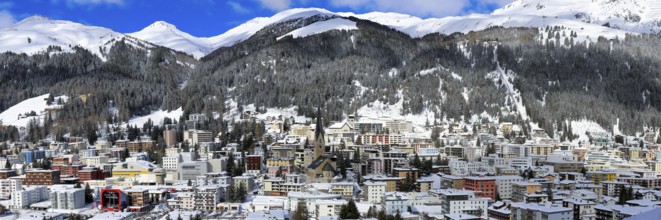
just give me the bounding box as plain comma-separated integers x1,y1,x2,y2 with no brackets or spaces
0,106,658,220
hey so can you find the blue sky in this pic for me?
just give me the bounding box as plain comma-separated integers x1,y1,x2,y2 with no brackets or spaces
0,0,514,37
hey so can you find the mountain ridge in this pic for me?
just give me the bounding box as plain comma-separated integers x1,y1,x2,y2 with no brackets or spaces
3,2,659,59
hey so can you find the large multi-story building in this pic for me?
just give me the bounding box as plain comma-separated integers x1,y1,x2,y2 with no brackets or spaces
511,181,542,202
51,188,85,210
164,129,177,147
23,169,60,186
429,189,489,218
0,178,21,199
263,174,305,196
383,192,408,215
543,160,584,173
78,167,109,183
246,155,262,175
0,169,17,179
82,156,109,167
563,198,596,220
233,175,255,191
11,186,49,209
183,130,213,145
493,175,524,200
178,161,209,181
112,161,165,184
510,203,573,220
441,175,466,190
365,182,386,204
464,176,497,200
52,164,85,178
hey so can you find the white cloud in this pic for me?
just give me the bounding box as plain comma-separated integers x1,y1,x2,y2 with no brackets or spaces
0,10,15,29
258,0,292,11
228,1,250,14
330,0,468,18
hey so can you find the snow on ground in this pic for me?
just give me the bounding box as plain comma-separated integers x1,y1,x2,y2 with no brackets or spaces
418,67,440,76
570,119,608,143
357,91,433,136
130,21,213,59
127,107,183,127
0,16,124,58
277,18,357,40
0,94,67,128
224,100,309,124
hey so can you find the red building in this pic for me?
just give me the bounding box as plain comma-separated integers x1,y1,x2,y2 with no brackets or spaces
79,167,109,183
464,175,496,200
100,188,127,212
23,169,60,186
246,155,262,173
52,164,86,177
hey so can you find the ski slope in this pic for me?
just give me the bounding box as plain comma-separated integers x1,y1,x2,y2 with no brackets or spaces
0,94,67,128
277,18,357,40
127,107,184,127
0,16,123,58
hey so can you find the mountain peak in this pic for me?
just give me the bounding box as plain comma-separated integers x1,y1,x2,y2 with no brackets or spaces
146,21,179,31
16,15,52,25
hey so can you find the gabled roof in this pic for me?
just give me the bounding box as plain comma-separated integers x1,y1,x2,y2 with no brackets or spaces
308,156,328,169
323,163,335,172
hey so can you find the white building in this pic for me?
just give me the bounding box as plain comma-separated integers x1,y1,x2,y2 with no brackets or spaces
183,130,213,145
82,156,109,167
0,178,21,199
383,192,408,215
233,175,255,191
494,176,525,200
510,202,573,220
11,186,49,209
431,189,489,218
500,145,531,158
365,182,387,204
50,188,85,210
316,199,347,217
287,192,343,217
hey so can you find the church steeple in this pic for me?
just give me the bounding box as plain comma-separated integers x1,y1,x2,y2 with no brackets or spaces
314,107,325,158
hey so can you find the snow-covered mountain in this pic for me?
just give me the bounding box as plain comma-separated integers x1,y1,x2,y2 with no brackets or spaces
494,0,661,33
129,21,214,59
3,2,660,60
0,15,162,59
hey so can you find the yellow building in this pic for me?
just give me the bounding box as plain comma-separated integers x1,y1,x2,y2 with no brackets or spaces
112,161,159,178
394,167,419,180
266,158,295,167
586,171,617,185
365,176,401,192
512,181,542,202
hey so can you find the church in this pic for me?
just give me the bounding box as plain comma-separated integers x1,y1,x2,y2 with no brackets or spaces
305,108,337,183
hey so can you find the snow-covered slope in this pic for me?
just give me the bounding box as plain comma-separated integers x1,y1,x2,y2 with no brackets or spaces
0,16,124,58
127,107,183,127
494,0,661,33
4,3,655,60
277,18,357,40
0,94,68,128
207,8,336,48
129,21,214,59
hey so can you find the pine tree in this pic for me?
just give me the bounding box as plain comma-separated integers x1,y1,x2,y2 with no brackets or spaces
340,199,361,219
236,183,247,202
4,160,10,169
84,183,93,203
618,184,627,205
293,201,308,220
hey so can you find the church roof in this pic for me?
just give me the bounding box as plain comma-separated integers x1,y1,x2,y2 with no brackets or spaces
308,156,333,170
